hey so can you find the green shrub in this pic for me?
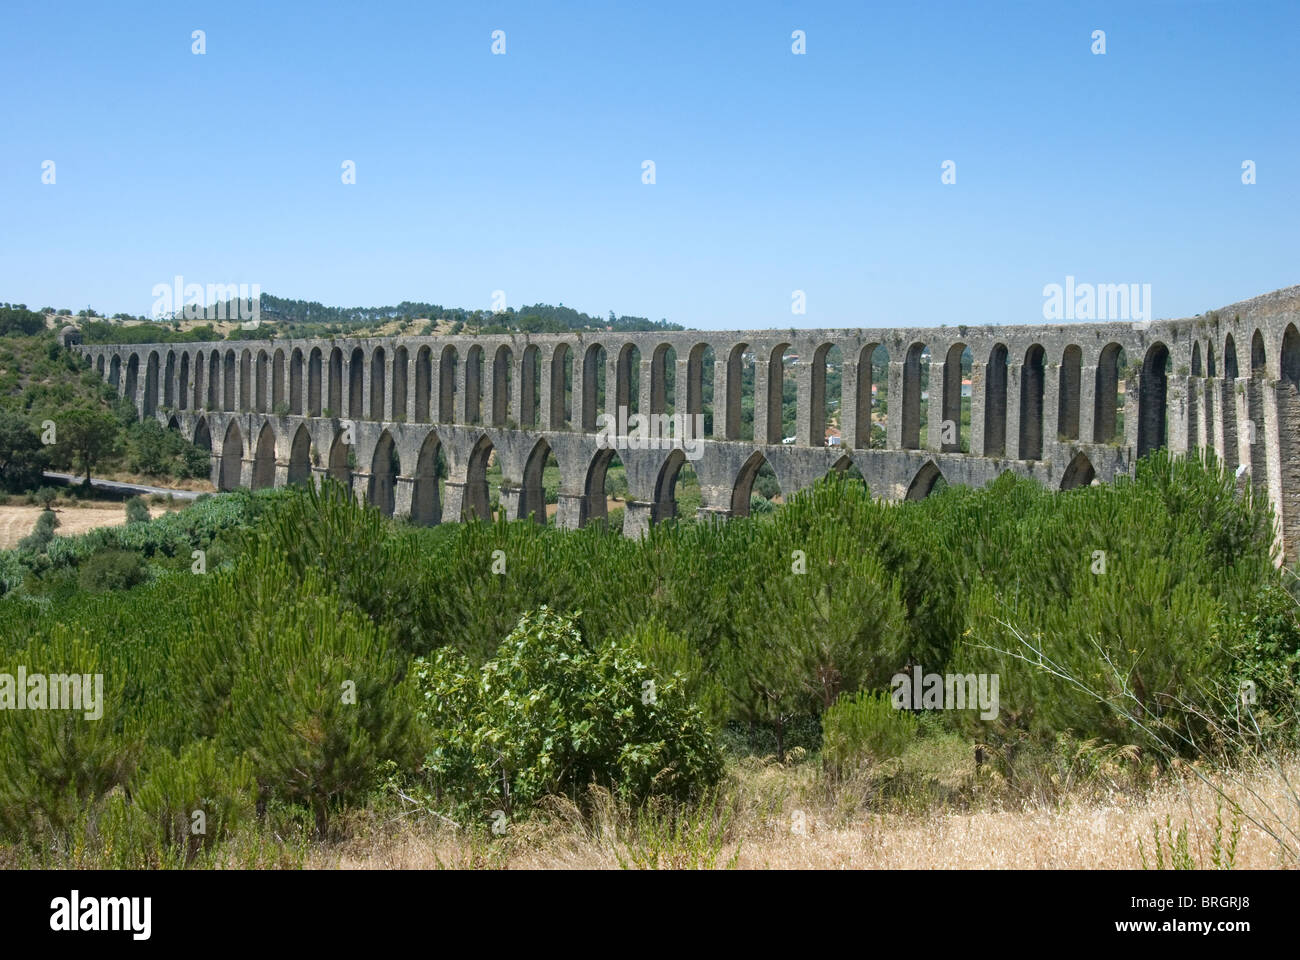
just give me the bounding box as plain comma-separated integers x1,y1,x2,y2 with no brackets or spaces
78,548,148,592
204,557,425,835
17,508,58,553
125,495,150,524
822,691,919,777
625,619,728,730
128,741,256,863
414,607,723,815
0,628,138,840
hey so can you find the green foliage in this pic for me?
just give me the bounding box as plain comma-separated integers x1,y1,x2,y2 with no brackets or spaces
50,406,120,482
193,556,425,835
822,691,920,777
127,742,256,863
414,607,723,815
0,413,49,492
624,620,728,730
0,304,45,337
0,628,138,840
125,495,150,523
78,548,147,593
17,508,58,553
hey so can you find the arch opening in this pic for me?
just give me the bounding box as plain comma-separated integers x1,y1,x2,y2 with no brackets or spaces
252,423,277,490
1019,344,1046,460
287,424,312,486
731,451,782,517
1137,343,1170,458
219,421,243,491
905,460,946,501
367,431,399,516
582,447,627,530
464,434,495,520
412,432,445,525
1060,451,1097,490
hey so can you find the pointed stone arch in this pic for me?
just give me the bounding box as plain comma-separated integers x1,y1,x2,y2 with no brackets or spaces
652,448,688,524
731,450,780,516
327,428,353,489
412,431,444,526
464,434,495,520
287,424,312,485
192,417,211,454
583,447,624,525
520,437,553,524
219,421,244,491
252,423,277,490
1060,451,1096,490
905,460,945,501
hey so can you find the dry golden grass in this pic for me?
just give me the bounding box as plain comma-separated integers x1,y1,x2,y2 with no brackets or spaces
300,754,1300,870
0,500,188,549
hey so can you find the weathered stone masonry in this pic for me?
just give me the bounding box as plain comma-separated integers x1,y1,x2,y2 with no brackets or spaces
75,285,1300,562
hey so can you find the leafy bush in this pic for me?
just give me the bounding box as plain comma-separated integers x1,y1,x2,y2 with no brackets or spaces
414,607,723,815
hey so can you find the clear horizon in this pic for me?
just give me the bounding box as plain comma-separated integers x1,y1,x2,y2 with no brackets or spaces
2,1,1297,329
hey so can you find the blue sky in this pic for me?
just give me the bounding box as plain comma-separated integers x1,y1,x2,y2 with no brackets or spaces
2,1,1296,330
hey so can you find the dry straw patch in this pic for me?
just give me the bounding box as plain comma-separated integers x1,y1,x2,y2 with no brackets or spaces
299,756,1300,870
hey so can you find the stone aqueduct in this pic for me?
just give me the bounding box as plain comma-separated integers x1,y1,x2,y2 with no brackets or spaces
75,286,1300,560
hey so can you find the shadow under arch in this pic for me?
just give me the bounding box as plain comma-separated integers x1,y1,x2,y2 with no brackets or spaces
731,450,780,517
464,434,495,520
1059,451,1097,490
287,424,312,485
904,460,945,501
653,448,688,524
412,431,444,525
251,423,277,490
520,436,554,524
219,421,244,491
367,430,399,516
328,429,353,489
582,446,624,527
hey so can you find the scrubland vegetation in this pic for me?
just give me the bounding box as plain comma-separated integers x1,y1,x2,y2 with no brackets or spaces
0,449,1296,869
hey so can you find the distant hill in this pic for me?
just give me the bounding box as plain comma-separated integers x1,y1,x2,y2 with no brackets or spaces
29,293,685,344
